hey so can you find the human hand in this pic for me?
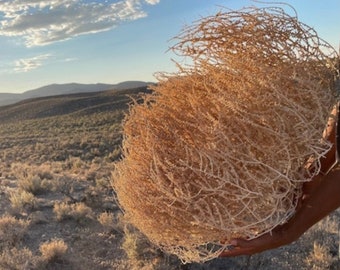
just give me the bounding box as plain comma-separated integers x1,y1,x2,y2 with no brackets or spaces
219,223,297,257
220,168,340,257
219,104,340,257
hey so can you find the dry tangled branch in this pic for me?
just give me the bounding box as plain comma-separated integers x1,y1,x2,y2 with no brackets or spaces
113,6,339,263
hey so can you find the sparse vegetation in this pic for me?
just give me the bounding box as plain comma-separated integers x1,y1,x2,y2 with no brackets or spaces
39,238,68,262
122,226,171,270
18,173,46,195
0,247,35,270
53,202,93,222
0,87,171,269
98,212,116,233
305,242,335,269
0,215,30,250
9,190,36,212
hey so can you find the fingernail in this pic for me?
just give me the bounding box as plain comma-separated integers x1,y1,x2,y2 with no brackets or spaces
230,239,238,245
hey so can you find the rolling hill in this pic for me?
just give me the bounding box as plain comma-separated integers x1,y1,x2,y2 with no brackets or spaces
0,86,151,123
0,81,153,107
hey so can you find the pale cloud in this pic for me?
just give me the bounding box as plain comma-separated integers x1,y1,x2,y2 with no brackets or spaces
0,0,161,47
62,57,77,62
14,54,52,72
144,0,160,5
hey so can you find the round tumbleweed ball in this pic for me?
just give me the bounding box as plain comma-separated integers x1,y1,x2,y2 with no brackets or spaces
113,6,339,263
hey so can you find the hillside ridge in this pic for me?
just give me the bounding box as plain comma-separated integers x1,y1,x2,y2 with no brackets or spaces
0,86,151,123
0,81,154,106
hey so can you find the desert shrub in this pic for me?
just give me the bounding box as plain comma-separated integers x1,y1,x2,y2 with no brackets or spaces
97,212,124,235
37,169,53,180
122,226,152,269
122,226,172,270
95,176,111,189
71,202,94,221
0,215,30,250
53,202,70,222
0,247,35,270
53,202,93,222
122,227,139,262
98,212,115,231
13,163,54,195
113,5,339,263
9,190,36,212
18,175,44,195
305,242,335,270
39,238,68,262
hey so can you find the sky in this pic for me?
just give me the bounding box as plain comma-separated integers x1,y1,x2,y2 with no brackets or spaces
0,0,339,94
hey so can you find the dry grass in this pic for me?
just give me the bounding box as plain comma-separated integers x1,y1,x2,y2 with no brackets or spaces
53,202,70,221
69,202,94,221
39,238,68,263
122,227,140,264
122,226,166,270
9,190,36,213
0,215,30,250
0,247,35,270
19,175,44,195
98,212,116,233
113,6,339,263
53,202,93,222
305,242,336,269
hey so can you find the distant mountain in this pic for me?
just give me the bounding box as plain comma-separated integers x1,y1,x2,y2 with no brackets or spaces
0,81,153,107
0,93,21,107
0,86,152,123
112,81,153,90
21,83,116,99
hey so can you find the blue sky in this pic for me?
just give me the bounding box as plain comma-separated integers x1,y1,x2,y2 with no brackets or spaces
0,0,339,93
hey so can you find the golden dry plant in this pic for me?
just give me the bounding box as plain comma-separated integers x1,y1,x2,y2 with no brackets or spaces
0,215,30,250
39,238,68,262
113,6,339,263
53,202,93,222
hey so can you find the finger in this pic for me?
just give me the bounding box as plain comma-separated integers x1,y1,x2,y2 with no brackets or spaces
218,238,254,257
219,246,253,257
230,238,252,248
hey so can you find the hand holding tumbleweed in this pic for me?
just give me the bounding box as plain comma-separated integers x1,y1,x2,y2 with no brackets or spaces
220,104,340,256
219,167,340,257
113,5,339,263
